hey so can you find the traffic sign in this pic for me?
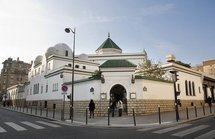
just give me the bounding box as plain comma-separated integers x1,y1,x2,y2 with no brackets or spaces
61,84,68,92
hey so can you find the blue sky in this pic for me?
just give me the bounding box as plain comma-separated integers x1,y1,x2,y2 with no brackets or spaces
0,0,215,69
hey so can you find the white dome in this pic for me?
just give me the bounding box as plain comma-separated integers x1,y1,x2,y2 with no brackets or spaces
78,53,88,60
45,43,72,58
166,54,176,62
34,55,43,66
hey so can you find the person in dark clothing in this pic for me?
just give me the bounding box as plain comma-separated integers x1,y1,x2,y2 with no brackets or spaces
88,99,95,118
207,96,212,107
110,100,116,117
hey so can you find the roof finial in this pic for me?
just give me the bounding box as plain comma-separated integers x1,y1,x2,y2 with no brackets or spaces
108,32,110,38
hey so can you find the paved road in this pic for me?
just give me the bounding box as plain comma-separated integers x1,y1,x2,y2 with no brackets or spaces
1,107,215,139
136,115,215,139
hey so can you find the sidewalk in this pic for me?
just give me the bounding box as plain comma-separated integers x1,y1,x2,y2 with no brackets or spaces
69,105,215,127
1,105,215,128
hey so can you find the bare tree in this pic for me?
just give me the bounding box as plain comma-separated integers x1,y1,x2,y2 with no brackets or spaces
135,59,165,79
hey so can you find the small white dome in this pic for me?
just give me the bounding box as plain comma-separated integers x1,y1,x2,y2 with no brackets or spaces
78,53,88,60
45,43,72,58
166,54,176,62
34,55,43,66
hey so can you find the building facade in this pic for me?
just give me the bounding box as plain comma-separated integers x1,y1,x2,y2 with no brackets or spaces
0,57,31,100
193,59,215,76
5,36,215,117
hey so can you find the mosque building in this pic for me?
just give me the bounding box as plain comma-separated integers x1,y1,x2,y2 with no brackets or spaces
6,35,215,116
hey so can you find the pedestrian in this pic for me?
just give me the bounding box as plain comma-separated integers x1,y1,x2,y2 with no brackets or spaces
207,96,212,107
88,99,95,118
110,100,116,117
117,100,123,117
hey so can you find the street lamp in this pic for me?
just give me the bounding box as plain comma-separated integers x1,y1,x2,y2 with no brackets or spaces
65,27,76,123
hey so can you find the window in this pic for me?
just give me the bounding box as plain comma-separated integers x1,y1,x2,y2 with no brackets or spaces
41,85,43,94
189,81,192,96
75,65,79,68
46,84,48,93
177,83,180,92
192,82,195,96
83,66,86,69
68,64,72,67
65,50,68,56
199,87,201,94
33,83,39,94
185,80,188,96
48,63,51,70
30,87,32,95
42,65,44,72
52,83,58,92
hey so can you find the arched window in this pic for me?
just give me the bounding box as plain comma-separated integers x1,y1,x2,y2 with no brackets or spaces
185,80,188,96
192,82,195,96
189,81,192,96
65,50,68,56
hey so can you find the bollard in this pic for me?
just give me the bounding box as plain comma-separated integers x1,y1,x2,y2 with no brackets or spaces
53,109,55,118
158,105,161,124
108,107,110,126
61,109,64,121
133,108,136,126
46,108,48,117
86,108,88,125
203,105,205,116
20,106,21,112
40,108,42,116
35,107,37,115
194,106,197,118
186,107,189,120
27,107,28,113
31,107,33,114
23,107,25,112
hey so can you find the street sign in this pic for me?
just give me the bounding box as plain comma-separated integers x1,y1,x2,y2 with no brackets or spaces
61,84,68,92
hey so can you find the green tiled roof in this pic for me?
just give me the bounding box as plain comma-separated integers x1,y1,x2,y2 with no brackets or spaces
100,59,136,68
96,38,122,51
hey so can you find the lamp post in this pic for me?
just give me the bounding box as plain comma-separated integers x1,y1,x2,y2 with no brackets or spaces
65,27,75,123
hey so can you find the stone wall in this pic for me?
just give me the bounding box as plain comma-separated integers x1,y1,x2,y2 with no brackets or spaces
23,99,207,117
127,99,175,116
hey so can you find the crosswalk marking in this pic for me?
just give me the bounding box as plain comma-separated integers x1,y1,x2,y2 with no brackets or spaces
5,122,27,131
36,121,61,128
153,124,191,134
172,125,209,137
0,126,7,133
194,129,215,139
21,121,45,129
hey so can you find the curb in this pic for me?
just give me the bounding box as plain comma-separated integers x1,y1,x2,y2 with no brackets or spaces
2,107,215,128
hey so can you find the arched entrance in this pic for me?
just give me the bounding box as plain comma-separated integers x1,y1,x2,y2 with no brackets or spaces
110,84,127,114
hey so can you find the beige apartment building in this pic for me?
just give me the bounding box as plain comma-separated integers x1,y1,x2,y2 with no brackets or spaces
193,59,215,76
0,57,31,101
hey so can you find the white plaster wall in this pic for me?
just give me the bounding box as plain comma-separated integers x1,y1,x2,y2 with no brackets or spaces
71,80,101,101
176,71,204,100
134,79,174,100
27,73,64,101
